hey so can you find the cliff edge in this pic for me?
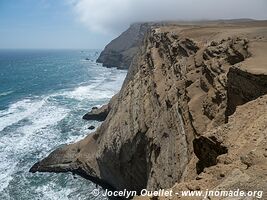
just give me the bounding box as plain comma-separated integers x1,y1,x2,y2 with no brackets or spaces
30,21,267,199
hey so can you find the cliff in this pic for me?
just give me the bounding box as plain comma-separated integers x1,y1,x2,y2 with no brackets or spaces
30,21,267,199
135,93,267,200
96,23,149,69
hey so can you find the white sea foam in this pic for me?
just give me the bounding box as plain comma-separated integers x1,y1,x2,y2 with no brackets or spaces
0,65,127,198
0,154,16,193
35,183,74,200
65,125,96,144
63,84,116,101
15,104,69,152
60,69,126,101
0,97,69,192
0,99,46,132
36,182,72,200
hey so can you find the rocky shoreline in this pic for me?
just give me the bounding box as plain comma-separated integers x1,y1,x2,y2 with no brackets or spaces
30,20,267,199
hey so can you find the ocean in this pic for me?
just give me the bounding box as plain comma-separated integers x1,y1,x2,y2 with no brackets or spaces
0,49,127,200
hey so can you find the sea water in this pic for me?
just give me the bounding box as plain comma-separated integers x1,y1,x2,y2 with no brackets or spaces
0,49,127,200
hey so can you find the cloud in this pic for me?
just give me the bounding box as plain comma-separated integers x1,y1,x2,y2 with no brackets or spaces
70,0,267,33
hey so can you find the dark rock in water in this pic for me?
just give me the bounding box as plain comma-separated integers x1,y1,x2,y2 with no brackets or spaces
88,126,95,130
83,104,110,121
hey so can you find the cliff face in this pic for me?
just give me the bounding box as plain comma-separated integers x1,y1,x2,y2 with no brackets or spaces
136,94,267,200
96,23,149,69
31,21,267,198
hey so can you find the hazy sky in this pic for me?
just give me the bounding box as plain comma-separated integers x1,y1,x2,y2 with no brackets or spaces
0,0,266,49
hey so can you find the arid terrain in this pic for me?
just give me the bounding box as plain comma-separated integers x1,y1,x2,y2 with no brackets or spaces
30,20,267,199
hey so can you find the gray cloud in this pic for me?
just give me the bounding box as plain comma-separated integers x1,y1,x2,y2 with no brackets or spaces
70,0,267,33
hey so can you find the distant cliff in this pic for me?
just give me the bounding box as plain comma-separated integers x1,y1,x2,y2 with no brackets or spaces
31,21,267,199
96,23,146,69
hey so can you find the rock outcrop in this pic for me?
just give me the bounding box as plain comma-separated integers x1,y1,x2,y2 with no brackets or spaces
31,21,267,199
83,94,119,121
83,105,110,121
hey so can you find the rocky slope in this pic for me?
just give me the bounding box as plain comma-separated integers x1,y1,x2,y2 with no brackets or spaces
30,21,267,199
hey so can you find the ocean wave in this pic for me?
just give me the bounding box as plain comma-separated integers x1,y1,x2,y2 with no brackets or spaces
0,97,69,192
58,68,127,101
0,98,46,132
35,183,74,200
0,90,13,97
61,84,116,101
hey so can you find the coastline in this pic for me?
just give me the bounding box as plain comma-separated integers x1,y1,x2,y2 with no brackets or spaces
30,20,267,199
0,50,127,199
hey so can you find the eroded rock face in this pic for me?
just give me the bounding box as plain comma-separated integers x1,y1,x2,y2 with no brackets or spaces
137,94,267,200
31,22,267,197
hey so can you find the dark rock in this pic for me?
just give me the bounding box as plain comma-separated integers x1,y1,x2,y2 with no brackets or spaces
83,105,110,121
88,126,95,130
193,136,228,174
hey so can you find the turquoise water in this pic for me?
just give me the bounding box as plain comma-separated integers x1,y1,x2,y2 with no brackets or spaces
0,50,127,200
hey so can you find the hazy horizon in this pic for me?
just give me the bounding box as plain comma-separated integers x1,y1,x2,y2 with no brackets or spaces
0,0,266,49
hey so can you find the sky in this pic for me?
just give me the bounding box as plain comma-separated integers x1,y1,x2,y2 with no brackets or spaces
0,0,114,49
0,0,267,49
